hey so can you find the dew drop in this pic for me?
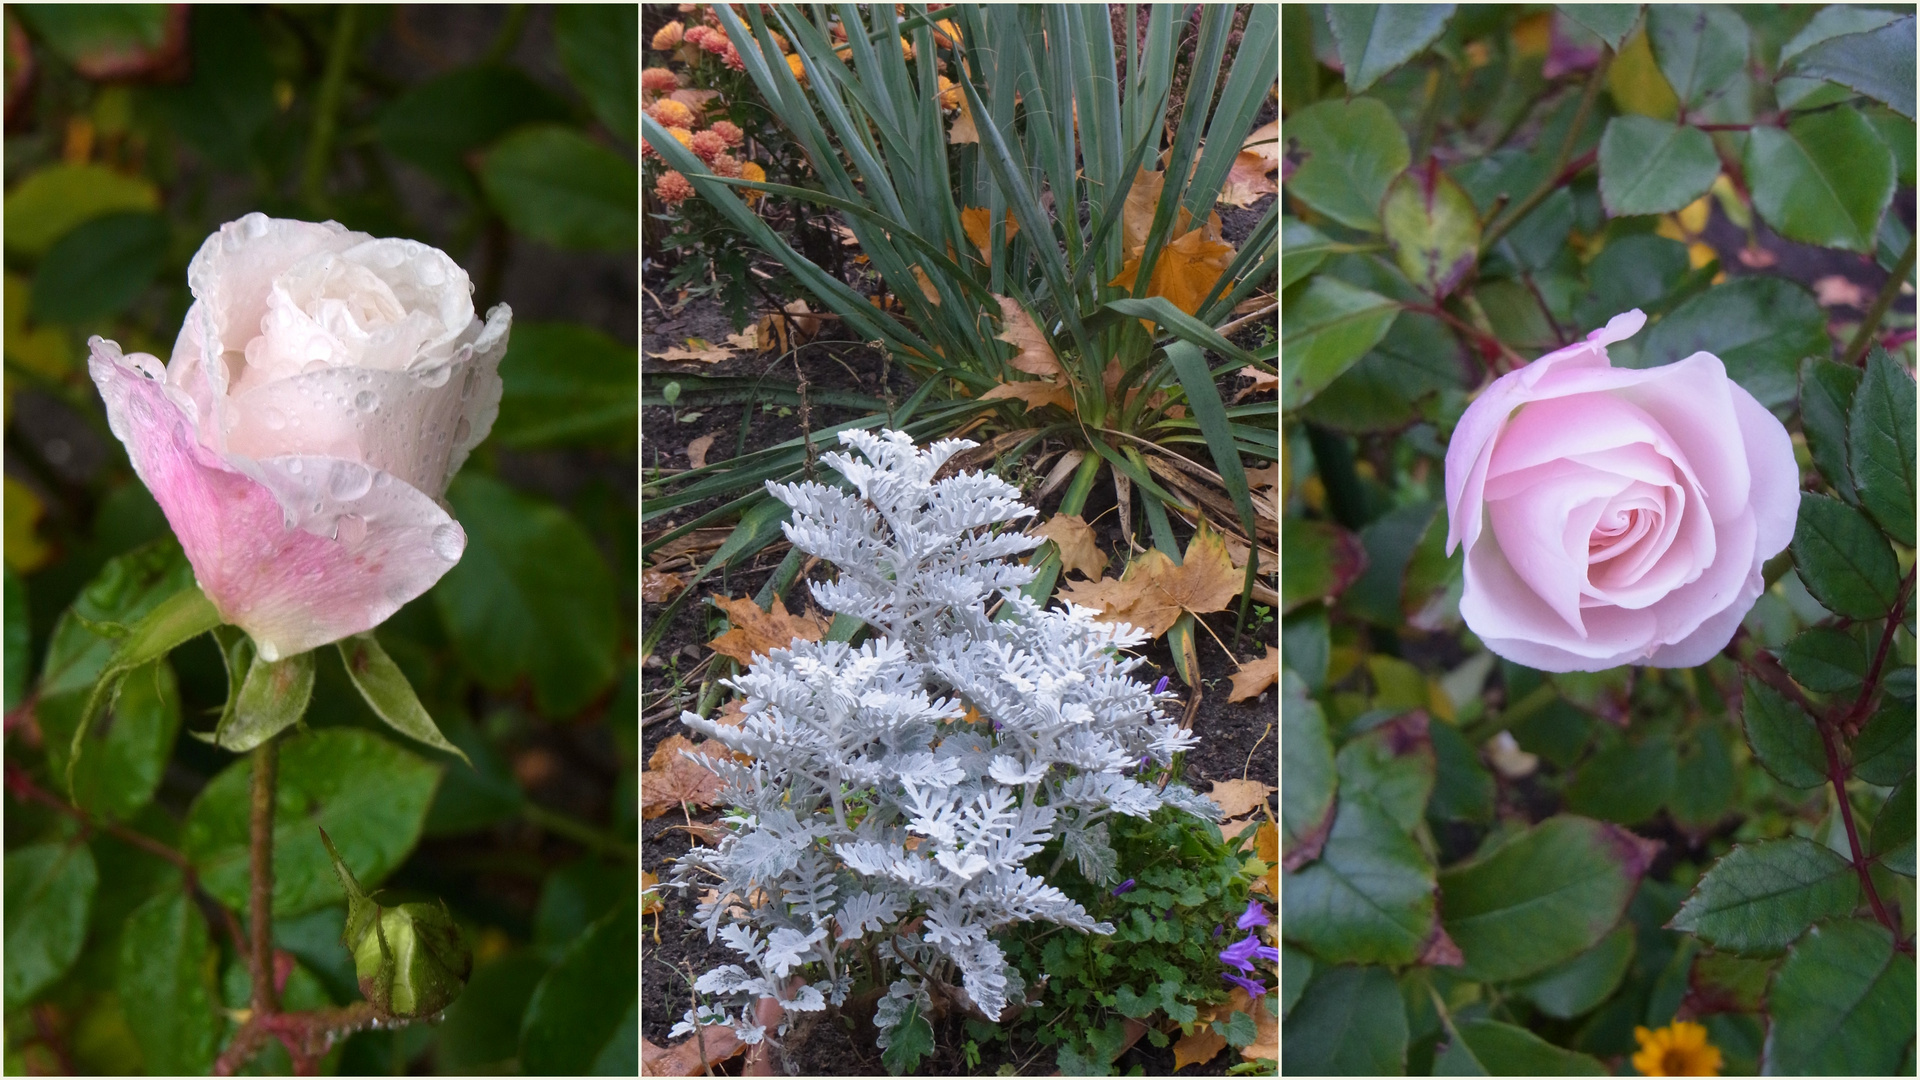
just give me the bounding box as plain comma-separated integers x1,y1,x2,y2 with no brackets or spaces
329,463,373,501
430,524,463,561
453,417,471,445
336,514,368,545
287,459,304,474
262,407,287,431
354,389,378,411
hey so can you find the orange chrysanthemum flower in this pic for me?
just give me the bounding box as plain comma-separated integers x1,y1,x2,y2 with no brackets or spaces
741,160,767,206
655,171,695,205
689,130,728,165
647,99,696,128
651,21,684,50
710,153,743,179
1632,1022,1722,1077
709,120,745,147
642,67,680,94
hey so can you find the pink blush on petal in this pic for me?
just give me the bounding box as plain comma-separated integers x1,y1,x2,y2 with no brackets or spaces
91,338,461,660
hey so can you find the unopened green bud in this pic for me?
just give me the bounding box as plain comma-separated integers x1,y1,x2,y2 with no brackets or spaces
321,828,472,1018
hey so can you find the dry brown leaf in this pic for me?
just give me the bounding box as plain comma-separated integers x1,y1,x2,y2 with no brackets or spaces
708,594,829,665
1252,821,1278,896
1218,816,1259,841
641,568,687,603
993,295,1062,378
960,207,1019,261
1237,366,1280,398
949,88,979,143
1152,525,1244,618
641,870,663,914
1220,532,1276,576
724,326,765,353
641,736,730,819
1110,224,1236,316
911,265,941,305
667,87,721,113
649,338,735,364
1058,525,1243,637
686,434,716,470
712,698,748,727
1219,150,1279,208
1209,778,1277,820
648,527,732,566
1240,119,1280,169
671,820,731,846
1172,1024,1228,1071
1245,463,1280,492
982,379,1075,414
1031,513,1108,580
642,1026,746,1076
1239,985,1279,1062
1120,168,1167,257
1229,646,1281,703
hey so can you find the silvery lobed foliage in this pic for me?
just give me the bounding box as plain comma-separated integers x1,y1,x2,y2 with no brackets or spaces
668,430,1214,1051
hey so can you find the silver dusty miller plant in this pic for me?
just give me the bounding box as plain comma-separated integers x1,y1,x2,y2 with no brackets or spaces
668,430,1217,1054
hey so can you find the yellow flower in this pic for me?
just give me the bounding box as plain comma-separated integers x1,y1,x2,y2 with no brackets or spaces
741,161,767,206
785,53,808,86
1632,1022,1722,1077
937,75,960,110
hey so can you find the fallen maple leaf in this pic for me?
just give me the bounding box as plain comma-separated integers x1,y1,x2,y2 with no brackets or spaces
1244,463,1281,493
712,698,748,727
1228,986,1279,1063
1240,119,1280,170
641,568,687,603
1209,778,1277,820
686,433,716,470
1219,150,1279,208
707,594,829,665
1237,365,1280,399
994,295,1063,377
982,379,1075,414
1031,514,1108,580
1228,646,1280,703
1059,525,1244,637
667,87,722,114
641,870,663,914
724,326,767,353
1219,816,1260,840
1110,222,1236,316
641,736,729,819
1251,821,1277,896
642,1026,746,1076
959,207,1020,261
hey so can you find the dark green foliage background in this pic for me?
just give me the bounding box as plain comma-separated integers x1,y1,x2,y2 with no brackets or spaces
2,5,637,1074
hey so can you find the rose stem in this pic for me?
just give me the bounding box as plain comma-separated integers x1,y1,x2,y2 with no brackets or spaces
1479,51,1611,255
1844,232,1918,367
1820,718,1903,942
250,737,281,1017
300,4,359,212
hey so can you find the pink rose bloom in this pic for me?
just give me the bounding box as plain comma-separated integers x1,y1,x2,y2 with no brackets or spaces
1444,310,1799,672
88,213,510,661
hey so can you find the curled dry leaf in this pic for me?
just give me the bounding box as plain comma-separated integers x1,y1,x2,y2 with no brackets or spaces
707,594,829,665
1235,366,1280,402
1031,513,1108,580
1172,1023,1228,1071
641,870,663,914
1240,119,1280,170
649,338,735,364
1228,646,1281,703
948,86,979,143
642,1026,746,1076
911,265,941,305
641,567,687,603
686,433,716,470
1208,777,1277,820
1219,150,1279,208
1244,463,1281,493
1059,524,1244,637
993,295,1062,377
641,735,731,819
1251,821,1278,896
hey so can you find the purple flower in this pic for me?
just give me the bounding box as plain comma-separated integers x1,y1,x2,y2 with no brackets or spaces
1237,900,1271,930
1111,878,1137,896
1212,923,1224,938
1153,676,1170,694
1219,933,1263,974
1139,755,1152,771
1222,972,1268,998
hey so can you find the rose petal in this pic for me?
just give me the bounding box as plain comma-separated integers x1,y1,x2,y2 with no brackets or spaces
91,337,462,661
1730,384,1799,559
1644,567,1763,667
1615,353,1749,523
186,214,365,399
1463,530,1659,670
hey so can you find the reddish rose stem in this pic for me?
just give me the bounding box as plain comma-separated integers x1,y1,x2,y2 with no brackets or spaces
1820,718,1902,941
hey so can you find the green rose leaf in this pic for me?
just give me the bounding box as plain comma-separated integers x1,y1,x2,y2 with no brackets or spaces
554,5,638,145
437,474,621,717
1437,1019,1608,1075
480,126,638,252
1576,234,1689,331
1334,711,1435,832
1558,5,1641,51
1597,117,1720,217
184,728,441,918
1776,7,1906,113
1791,493,1901,620
1280,518,1368,613
519,896,639,1075
1280,97,1412,232
1635,277,1827,409
1281,217,1333,290
1776,627,1868,695
1564,738,1677,825
1281,276,1401,411
1848,346,1917,547
1745,107,1896,254
1782,16,1917,121
1668,837,1858,956
39,659,181,822
30,211,168,325
1764,919,1916,1075
1281,964,1407,1076
1851,704,1916,786
2,162,159,258
203,647,315,754
1279,944,1312,1021
1325,5,1455,94
1870,773,1914,876
1439,815,1655,982
1645,4,1748,110
376,66,572,199
117,890,220,1075
1800,357,1864,505
1381,159,1481,297
1282,669,1339,869
3,841,97,1008
1739,676,1828,789
1511,923,1636,1020
1281,791,1436,966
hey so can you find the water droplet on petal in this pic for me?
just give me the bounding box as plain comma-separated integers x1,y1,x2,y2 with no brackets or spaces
354,389,378,411
328,463,373,501
261,407,287,431
336,514,368,545
287,459,304,474
453,417,471,445
430,524,463,561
